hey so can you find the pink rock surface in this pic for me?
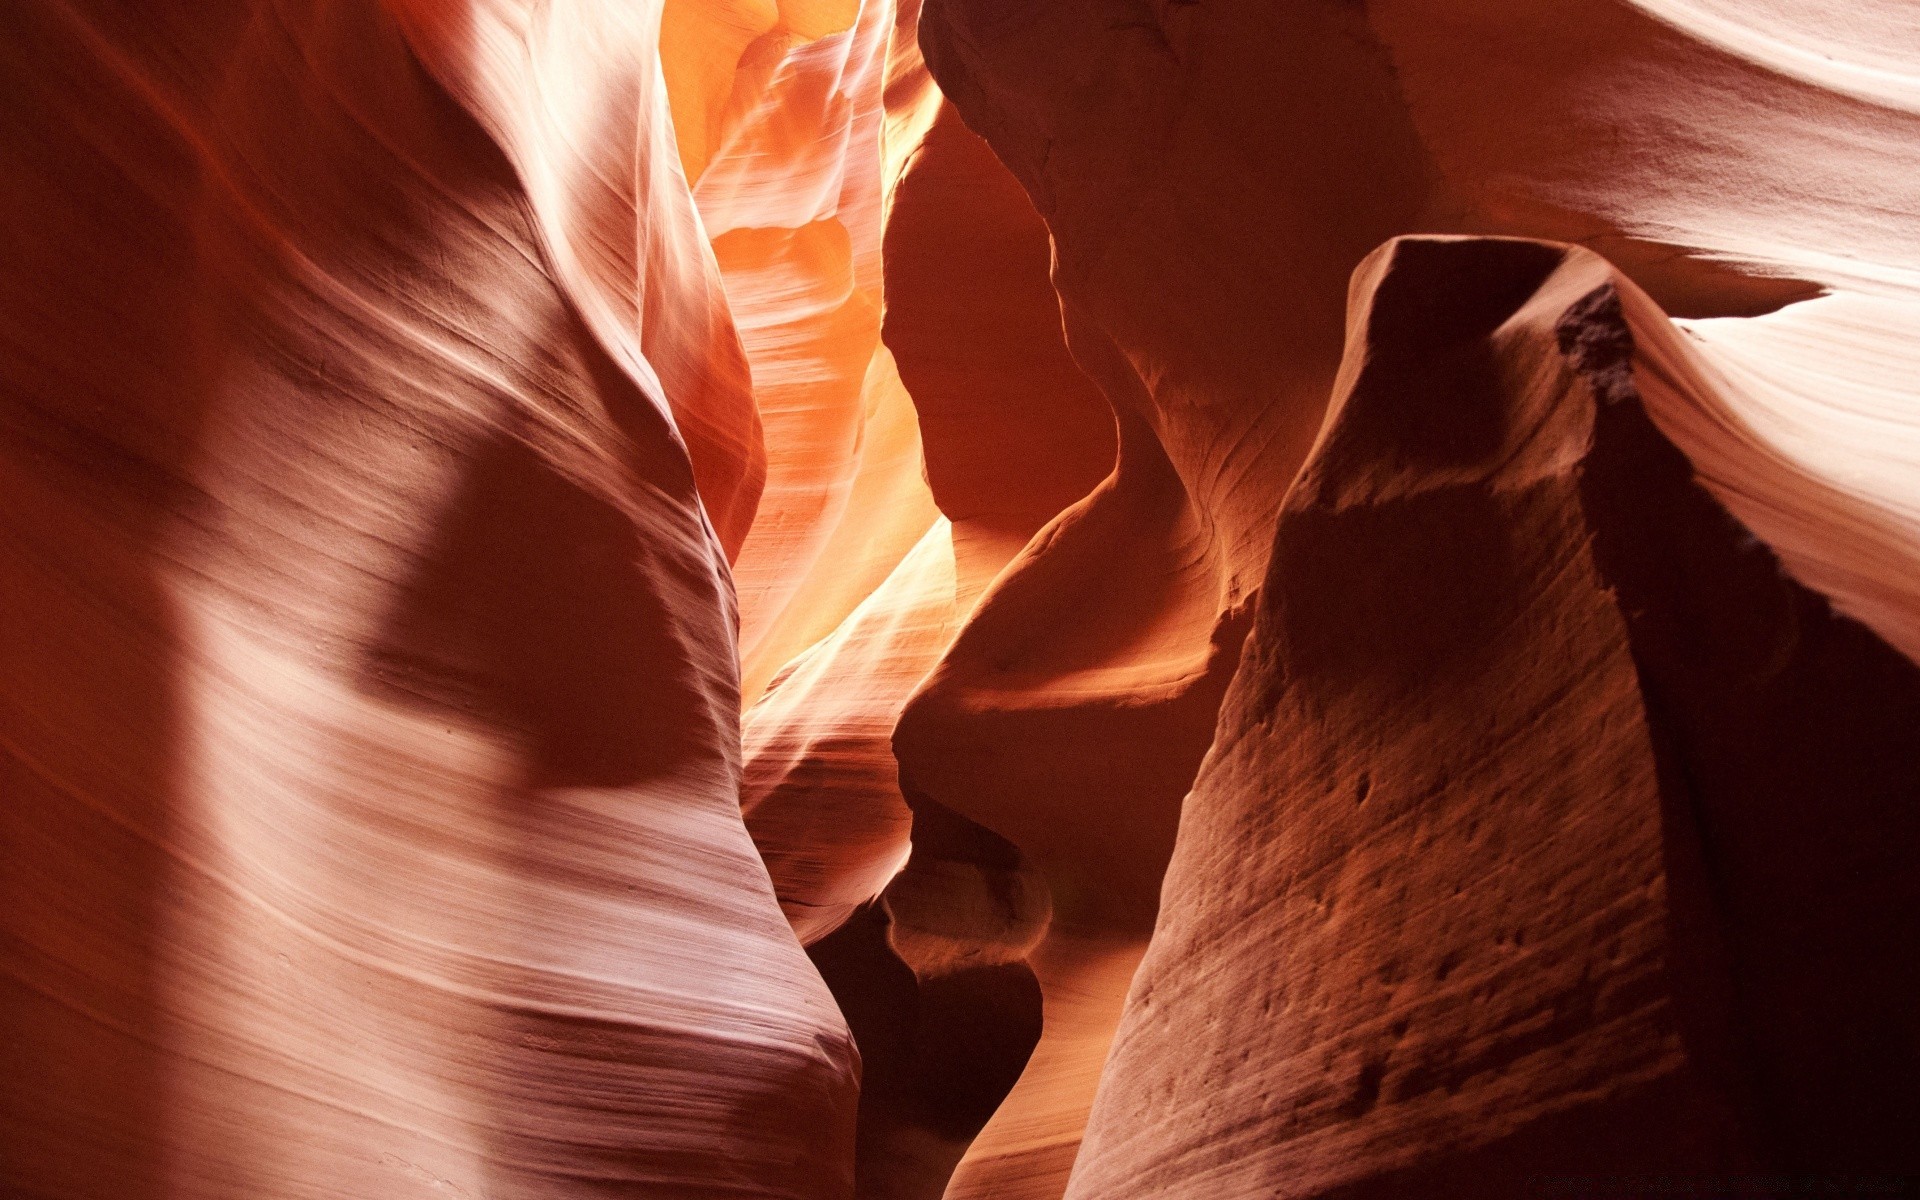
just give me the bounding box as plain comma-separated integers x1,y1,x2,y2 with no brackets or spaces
1068,236,1920,1196
8,1,1920,1196
2,2,853,1195
911,5,1920,1189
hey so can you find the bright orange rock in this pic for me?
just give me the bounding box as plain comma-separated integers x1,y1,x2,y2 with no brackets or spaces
667,0,911,705
701,0,949,956
9,1,1920,1197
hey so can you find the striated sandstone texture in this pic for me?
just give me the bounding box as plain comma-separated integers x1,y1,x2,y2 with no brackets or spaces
2,2,853,1196
1068,235,1920,1197
6,1,1920,1198
911,1,1920,1192
919,0,1920,658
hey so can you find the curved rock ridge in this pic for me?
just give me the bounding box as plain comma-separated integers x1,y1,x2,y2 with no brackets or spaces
1067,236,1920,1197
744,517,958,945
918,0,1920,662
8,1,1920,1198
391,0,767,557
733,25,1128,1196
2,2,855,1196
820,95,1132,1200
701,0,952,952
898,2,1920,1194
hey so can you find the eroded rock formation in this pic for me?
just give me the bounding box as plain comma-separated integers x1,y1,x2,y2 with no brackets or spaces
5,1,1918,1198
908,4,1920,1188
3,3,852,1196
1070,236,1920,1197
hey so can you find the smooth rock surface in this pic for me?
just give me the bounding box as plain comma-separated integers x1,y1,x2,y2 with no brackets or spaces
2,3,855,1196
1068,237,1920,1198
8,2,1920,1198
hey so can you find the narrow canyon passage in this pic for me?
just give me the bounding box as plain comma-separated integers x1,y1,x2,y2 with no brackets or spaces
4,2,1919,1198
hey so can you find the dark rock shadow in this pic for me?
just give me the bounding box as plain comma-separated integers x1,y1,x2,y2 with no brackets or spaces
809,793,1045,1200
1565,285,1920,1174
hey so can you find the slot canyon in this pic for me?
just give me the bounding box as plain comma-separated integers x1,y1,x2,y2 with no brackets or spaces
4,1,1919,1197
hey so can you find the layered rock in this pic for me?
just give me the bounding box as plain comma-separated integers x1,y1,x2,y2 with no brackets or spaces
1069,236,1920,1196
664,0,941,707
8,1,1920,1197
919,0,1920,659
827,96,1129,1198
706,0,948,948
911,3,1920,1193
1,2,854,1196
747,79,1126,1198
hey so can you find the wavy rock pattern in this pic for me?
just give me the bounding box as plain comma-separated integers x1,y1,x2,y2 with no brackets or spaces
1070,236,1920,1197
919,0,1920,657
3,2,851,1196
708,0,945,952
913,2,1920,1192
6,2,1920,1198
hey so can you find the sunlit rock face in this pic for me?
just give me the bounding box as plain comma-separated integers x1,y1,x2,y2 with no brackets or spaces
5,2,1919,1199
918,0,1920,659
2,2,850,1196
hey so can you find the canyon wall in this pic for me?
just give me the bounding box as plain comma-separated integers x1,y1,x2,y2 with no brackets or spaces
911,1,1920,1191
1069,236,1920,1197
2,3,853,1196
5,1,1918,1198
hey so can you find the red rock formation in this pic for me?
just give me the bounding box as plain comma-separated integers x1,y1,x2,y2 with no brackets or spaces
742,63,1129,1197
393,0,767,557
1069,236,1920,1196
8,1,1920,1197
918,0,1920,658
2,2,853,1196
667,0,916,705
911,3,1920,1191
831,96,1133,1199
702,0,949,948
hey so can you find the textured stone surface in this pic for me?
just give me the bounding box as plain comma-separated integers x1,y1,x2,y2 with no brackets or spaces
1069,237,1920,1197
919,0,1920,660
907,7,1920,1187
7,2,1920,1197
2,3,853,1196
